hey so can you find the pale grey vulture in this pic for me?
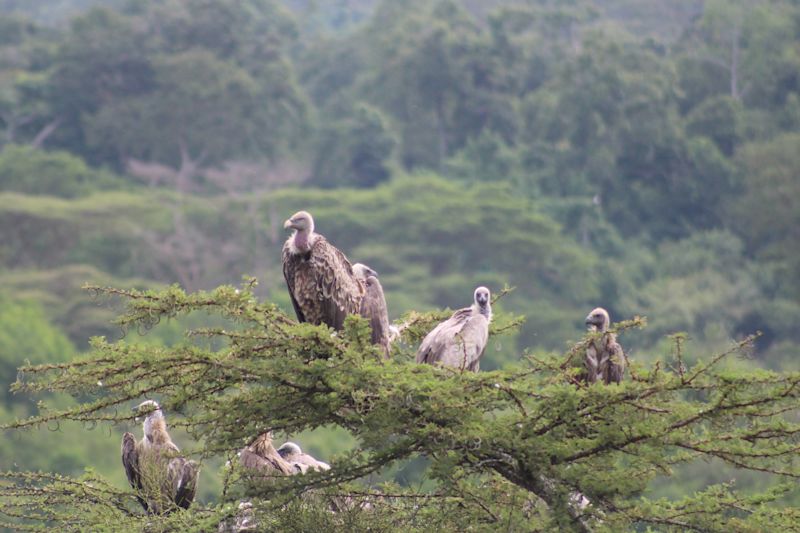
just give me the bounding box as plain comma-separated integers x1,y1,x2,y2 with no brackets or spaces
239,431,297,478
416,286,491,372
282,211,364,330
276,442,331,473
121,400,198,514
352,263,390,358
584,307,625,384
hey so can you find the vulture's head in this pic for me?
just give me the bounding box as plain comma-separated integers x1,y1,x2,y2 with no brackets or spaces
474,286,491,315
352,263,378,280
585,307,610,332
132,399,161,421
284,211,314,233
276,442,302,460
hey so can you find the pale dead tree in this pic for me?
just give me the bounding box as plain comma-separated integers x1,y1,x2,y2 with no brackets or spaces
135,215,244,292
126,158,181,189
203,159,310,298
126,155,311,291
690,3,750,101
176,139,207,195
0,112,61,149
203,159,309,196
31,118,62,149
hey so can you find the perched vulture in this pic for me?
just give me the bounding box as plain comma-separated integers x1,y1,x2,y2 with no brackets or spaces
276,442,331,474
239,431,297,478
352,263,390,358
282,211,364,330
121,400,198,514
416,286,492,372
584,307,625,384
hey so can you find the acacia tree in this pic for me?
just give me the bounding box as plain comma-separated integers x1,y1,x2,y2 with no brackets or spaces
1,281,799,532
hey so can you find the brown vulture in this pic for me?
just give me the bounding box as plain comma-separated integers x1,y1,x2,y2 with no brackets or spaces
584,307,625,384
416,286,492,372
121,400,198,514
352,263,391,358
276,442,331,473
282,211,364,330
239,431,297,478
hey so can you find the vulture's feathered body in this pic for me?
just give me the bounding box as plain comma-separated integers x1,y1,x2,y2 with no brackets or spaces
282,211,364,330
239,432,297,478
584,307,625,384
277,442,331,473
352,263,390,358
416,287,491,372
121,400,198,514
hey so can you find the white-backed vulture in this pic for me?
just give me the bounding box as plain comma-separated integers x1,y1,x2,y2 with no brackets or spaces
352,263,390,358
121,400,199,514
584,307,625,384
416,286,492,372
276,442,331,473
282,211,365,330
239,431,297,478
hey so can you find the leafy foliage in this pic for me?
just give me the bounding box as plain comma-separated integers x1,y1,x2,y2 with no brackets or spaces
2,284,799,531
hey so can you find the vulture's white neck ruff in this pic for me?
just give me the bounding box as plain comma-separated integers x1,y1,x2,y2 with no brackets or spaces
143,409,165,445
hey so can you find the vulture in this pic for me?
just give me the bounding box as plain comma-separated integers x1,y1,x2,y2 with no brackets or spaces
239,431,297,478
121,400,198,514
352,263,391,358
416,286,491,372
282,210,364,330
276,442,331,473
584,307,625,384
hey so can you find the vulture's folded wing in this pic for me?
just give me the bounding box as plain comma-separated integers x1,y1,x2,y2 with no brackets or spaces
361,277,390,357
121,432,148,512
416,308,471,365
282,242,306,323
311,237,364,330
170,457,198,510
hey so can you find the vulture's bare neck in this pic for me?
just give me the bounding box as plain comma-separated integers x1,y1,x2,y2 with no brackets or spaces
289,230,317,254
474,303,492,321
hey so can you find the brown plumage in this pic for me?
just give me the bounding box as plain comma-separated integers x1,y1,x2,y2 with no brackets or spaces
584,307,625,384
240,431,297,478
416,287,491,372
282,211,364,330
352,263,390,358
121,400,198,514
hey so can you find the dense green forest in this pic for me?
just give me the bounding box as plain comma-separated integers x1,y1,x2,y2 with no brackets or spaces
1,0,799,530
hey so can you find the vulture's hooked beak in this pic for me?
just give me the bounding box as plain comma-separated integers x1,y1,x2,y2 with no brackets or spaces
585,315,602,329
283,218,294,230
